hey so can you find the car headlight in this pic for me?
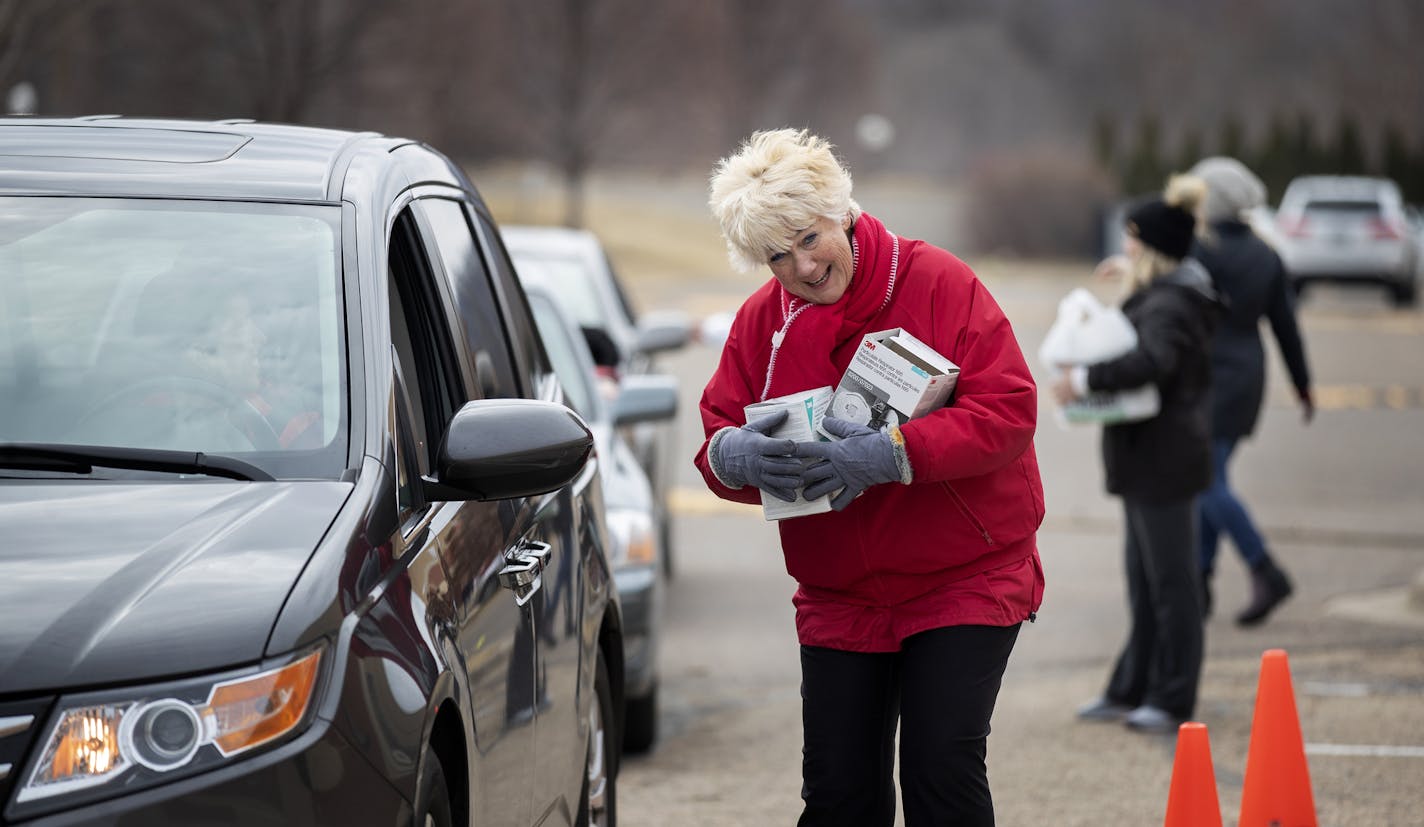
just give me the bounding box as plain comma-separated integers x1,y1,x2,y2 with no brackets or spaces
605,508,656,568
14,647,323,815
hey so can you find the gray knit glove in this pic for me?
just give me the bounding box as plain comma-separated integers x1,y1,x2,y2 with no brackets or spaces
711,410,802,502
794,417,905,510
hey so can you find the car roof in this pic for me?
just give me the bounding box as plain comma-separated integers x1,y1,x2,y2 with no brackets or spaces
500,224,604,256
0,116,410,202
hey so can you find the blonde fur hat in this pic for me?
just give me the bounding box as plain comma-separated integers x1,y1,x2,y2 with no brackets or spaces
708,128,861,273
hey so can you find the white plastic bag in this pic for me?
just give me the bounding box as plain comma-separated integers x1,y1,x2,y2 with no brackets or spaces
1039,288,1160,426
1038,288,1138,367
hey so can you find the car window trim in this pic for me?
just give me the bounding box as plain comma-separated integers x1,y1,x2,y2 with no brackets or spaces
393,210,463,428
339,201,365,478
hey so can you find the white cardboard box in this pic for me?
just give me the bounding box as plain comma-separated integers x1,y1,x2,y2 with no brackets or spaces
820,328,959,438
742,386,834,521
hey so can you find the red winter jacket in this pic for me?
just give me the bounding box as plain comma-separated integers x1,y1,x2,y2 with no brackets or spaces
694,214,1045,651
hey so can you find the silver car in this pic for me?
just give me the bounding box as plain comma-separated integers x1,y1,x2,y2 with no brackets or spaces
1274,175,1420,306
523,286,678,754
503,226,691,574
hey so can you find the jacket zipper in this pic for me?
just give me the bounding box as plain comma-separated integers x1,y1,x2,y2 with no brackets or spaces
941,482,994,546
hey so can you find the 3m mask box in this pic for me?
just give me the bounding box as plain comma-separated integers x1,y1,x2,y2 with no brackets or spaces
821,328,959,437
743,386,834,521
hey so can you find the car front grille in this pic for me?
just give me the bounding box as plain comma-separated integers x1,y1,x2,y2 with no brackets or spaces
0,697,54,811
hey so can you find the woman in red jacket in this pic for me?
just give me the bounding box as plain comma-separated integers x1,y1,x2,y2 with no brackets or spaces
696,129,1045,826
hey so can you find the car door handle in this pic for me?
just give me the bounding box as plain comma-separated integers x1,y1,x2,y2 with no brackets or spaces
498,540,552,606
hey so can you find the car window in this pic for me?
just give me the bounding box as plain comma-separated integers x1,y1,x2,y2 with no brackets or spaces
526,293,595,418
0,196,346,479
1302,201,1382,218
471,212,552,393
387,208,464,491
416,197,520,401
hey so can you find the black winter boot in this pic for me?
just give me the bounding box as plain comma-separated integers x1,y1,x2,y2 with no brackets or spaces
1236,558,1293,626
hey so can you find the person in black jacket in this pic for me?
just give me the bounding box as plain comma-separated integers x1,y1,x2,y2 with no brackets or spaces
1054,175,1221,734
1188,157,1314,627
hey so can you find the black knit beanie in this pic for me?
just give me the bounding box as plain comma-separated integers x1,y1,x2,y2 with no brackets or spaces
1126,198,1195,260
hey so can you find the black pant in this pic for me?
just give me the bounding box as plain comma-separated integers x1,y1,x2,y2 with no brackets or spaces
798,623,1021,827
1104,496,1204,718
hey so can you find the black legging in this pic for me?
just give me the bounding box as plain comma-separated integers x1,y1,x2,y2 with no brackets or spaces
1103,496,1204,717
798,623,1021,827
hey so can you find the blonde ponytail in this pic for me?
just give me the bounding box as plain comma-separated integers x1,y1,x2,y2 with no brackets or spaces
1164,174,1207,216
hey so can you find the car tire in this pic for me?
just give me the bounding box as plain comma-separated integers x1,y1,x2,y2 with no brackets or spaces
623,684,658,754
1390,280,1417,308
415,748,454,827
577,652,618,827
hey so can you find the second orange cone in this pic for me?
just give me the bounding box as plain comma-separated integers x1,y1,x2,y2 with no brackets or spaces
1239,649,1318,827
1164,722,1222,827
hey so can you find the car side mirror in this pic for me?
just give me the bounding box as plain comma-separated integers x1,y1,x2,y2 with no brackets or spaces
634,309,691,355
426,399,593,502
612,374,679,427
695,310,736,348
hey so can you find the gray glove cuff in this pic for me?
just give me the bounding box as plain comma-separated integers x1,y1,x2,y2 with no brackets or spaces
891,432,914,485
707,426,742,489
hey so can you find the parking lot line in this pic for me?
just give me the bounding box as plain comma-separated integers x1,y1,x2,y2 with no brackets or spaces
1305,743,1424,758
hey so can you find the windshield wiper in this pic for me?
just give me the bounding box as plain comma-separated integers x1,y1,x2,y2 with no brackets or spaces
0,443,274,482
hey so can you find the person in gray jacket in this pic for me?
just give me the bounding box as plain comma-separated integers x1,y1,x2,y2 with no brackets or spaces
1188,157,1314,627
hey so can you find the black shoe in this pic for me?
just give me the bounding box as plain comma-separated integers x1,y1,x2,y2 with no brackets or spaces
1236,560,1293,627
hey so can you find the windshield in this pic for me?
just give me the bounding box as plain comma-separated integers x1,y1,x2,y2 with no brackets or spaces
510,253,609,330
0,197,347,480
527,293,596,419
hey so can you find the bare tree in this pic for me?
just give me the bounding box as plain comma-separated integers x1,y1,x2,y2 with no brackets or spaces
0,0,111,110
16,0,1424,189
195,0,393,122
507,0,703,227
492,0,873,226
719,0,873,146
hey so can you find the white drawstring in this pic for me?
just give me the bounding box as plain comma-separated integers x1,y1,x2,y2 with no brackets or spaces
760,301,811,401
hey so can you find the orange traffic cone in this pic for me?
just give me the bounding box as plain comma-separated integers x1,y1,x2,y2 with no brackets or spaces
1163,722,1222,827
1239,649,1318,827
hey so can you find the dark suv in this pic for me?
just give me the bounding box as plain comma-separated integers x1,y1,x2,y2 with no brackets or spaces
0,117,623,826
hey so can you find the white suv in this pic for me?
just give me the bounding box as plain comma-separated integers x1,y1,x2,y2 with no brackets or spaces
1275,175,1420,306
